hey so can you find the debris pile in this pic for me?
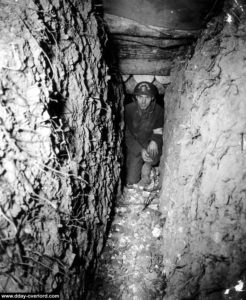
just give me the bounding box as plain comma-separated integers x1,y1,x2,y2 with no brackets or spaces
89,172,166,299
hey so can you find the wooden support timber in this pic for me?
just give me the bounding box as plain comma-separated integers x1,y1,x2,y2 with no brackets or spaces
104,13,200,39
118,59,172,75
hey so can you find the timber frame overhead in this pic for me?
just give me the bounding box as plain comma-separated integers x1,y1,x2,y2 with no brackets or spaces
100,0,222,76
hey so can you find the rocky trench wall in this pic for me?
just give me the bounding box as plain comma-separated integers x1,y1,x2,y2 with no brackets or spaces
0,0,123,298
159,2,246,300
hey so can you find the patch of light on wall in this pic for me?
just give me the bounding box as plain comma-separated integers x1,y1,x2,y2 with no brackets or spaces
224,280,245,295
235,280,244,292
224,289,230,295
226,13,233,23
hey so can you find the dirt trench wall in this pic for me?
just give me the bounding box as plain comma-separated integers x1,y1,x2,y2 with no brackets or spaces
0,0,123,298
159,3,246,300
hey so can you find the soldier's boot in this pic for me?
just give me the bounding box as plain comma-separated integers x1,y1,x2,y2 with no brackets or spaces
138,162,152,187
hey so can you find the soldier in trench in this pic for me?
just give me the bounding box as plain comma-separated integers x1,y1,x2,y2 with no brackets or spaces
125,81,164,188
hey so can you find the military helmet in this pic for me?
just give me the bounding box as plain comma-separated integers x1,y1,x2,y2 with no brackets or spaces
134,81,157,97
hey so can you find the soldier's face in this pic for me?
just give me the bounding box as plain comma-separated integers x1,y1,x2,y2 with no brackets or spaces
136,95,153,110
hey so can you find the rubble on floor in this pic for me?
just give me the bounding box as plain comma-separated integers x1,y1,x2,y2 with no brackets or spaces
88,171,166,299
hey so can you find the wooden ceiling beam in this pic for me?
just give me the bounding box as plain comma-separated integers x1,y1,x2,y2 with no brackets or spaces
104,13,200,39
114,42,187,60
118,59,172,75
112,35,194,48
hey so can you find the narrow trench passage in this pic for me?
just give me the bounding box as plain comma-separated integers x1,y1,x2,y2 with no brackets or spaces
1,0,246,299
88,170,166,299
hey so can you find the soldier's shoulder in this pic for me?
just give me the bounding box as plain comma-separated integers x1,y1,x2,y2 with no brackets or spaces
155,103,164,113
125,102,136,111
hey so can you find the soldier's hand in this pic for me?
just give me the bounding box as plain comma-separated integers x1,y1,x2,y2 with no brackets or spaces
141,149,153,163
147,141,158,158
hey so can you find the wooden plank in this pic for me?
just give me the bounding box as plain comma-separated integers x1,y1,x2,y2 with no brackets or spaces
113,35,194,48
104,13,200,38
113,40,187,59
118,59,172,75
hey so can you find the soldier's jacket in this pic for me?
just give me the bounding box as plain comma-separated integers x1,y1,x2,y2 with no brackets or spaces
125,100,164,159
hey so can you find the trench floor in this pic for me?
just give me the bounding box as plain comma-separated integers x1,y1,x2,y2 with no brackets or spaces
88,172,166,300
